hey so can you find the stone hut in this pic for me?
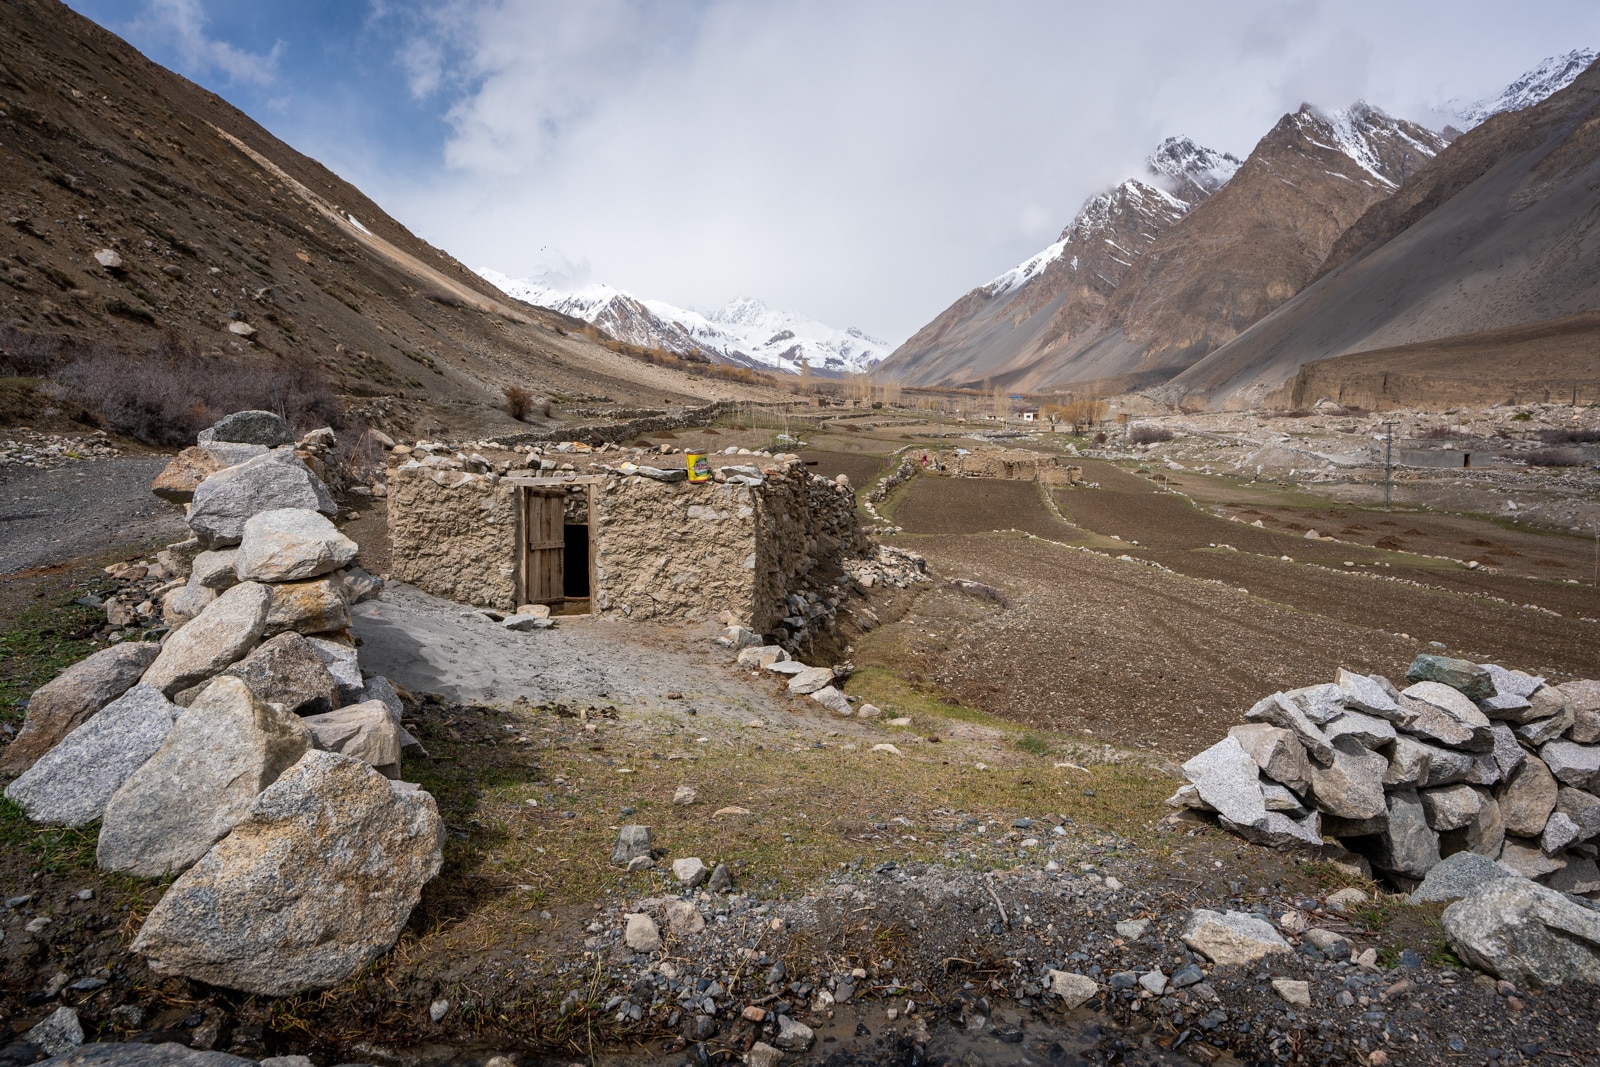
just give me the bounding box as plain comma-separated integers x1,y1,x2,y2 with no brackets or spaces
952,447,1081,485
387,451,873,637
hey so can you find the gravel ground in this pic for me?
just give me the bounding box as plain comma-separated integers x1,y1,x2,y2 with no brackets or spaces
0,457,185,576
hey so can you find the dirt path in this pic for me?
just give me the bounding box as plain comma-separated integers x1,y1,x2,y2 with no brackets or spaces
0,457,185,576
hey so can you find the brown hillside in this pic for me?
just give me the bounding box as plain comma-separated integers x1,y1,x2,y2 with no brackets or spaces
0,0,776,441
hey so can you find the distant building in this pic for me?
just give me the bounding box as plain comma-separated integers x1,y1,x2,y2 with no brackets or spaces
1020,410,1039,422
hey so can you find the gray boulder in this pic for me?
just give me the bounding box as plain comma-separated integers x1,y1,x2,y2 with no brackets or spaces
1229,723,1311,793
1309,735,1388,821
1442,878,1600,986
1336,668,1404,721
1282,683,1349,725
1409,850,1522,903
1479,664,1544,718
1498,839,1566,879
1245,692,1334,765
0,643,158,774
1362,787,1441,879
361,675,423,751
1548,856,1600,895
1516,697,1574,745
1555,786,1600,842
130,750,443,995
1420,784,1483,832
1385,735,1472,788
187,451,335,548
98,677,312,878
1540,741,1600,791
161,576,218,629
1324,708,1397,749
1492,683,1564,726
302,701,403,777
1498,755,1559,837
307,636,364,704
1490,723,1527,780
222,632,339,716
263,578,350,636
1182,736,1268,829
1560,681,1600,745
205,410,293,447
1180,909,1291,966
810,685,854,716
612,825,652,866
1407,654,1496,702
191,549,241,590
235,509,358,583
142,582,272,696
31,1043,254,1067
1221,809,1323,850
786,666,835,695
340,565,385,605
1541,812,1583,853
4,684,178,827
24,1007,83,1056
1400,681,1493,751
1440,789,1505,860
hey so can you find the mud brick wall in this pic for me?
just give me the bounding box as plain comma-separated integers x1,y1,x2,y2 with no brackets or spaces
387,463,521,608
955,449,1065,480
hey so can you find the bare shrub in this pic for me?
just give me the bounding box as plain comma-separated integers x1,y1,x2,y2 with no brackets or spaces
1129,425,1174,445
504,385,533,421
1537,428,1600,444
1524,448,1585,467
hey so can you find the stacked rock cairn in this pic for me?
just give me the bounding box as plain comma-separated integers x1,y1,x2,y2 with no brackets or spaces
1,410,443,997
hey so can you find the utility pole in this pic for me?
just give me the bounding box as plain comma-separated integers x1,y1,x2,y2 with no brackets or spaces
1383,420,1396,511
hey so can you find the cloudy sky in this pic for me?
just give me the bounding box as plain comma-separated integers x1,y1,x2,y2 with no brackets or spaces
65,1,1600,343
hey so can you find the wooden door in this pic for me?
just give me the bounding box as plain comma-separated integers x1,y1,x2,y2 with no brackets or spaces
523,488,565,605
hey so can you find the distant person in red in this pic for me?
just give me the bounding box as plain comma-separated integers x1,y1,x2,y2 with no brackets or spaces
921,453,929,467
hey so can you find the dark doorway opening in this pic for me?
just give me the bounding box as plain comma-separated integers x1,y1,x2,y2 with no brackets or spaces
563,525,591,598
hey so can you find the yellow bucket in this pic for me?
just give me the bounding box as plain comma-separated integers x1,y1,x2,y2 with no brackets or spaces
686,452,711,483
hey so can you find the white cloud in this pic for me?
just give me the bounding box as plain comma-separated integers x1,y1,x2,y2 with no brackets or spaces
357,0,1600,342
128,0,283,87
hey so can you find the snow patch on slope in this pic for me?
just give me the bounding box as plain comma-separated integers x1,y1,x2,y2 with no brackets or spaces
1449,49,1596,129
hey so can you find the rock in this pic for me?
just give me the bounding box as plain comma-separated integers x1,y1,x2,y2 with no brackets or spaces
187,451,336,548
306,636,363,704
1182,736,1268,828
1261,780,1308,815
623,913,661,953
737,645,788,668
611,825,652,866
1180,909,1291,966
429,999,450,1023
747,1042,783,1067
207,410,293,447
1547,856,1600,895
1326,887,1369,911
221,632,339,716
1561,681,1600,744
98,677,313,877
192,549,241,590
153,446,247,504
810,685,854,716
264,578,350,636
302,701,404,777
1400,681,1493,751
340,565,385,605
1324,709,1397,749
1540,741,1600,791
787,666,835,695
1305,928,1351,960
234,509,358,583
1170,963,1204,988
4,684,178,827
0,643,159,774
1283,683,1350,725
1541,811,1583,853
1361,787,1441,878
1407,655,1496,702
1410,850,1522,902
1420,784,1484,832
1442,878,1600,986
673,857,709,888
1492,683,1565,726
1555,786,1600,842
1115,919,1150,939
129,750,443,995
93,248,123,270
673,785,698,806
708,862,732,892
1499,755,1559,837
503,614,554,631
1490,723,1527,780
1220,809,1323,850
1309,735,1388,821
1244,692,1334,765
765,660,808,676
856,702,883,719
1270,979,1310,1007
1440,789,1504,859
1138,970,1168,994
161,577,217,628
773,1015,815,1052
43,1045,257,1067
1516,698,1574,745
664,899,705,936
1228,723,1311,793
1498,839,1566,879
1384,735,1458,788
1479,664,1545,718
25,1006,83,1056
1336,669,1404,721
142,582,272,696
1466,750,1503,788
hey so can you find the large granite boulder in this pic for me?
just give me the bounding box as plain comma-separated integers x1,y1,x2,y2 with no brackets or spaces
1180,909,1291,966
1309,735,1388,821
187,451,335,548
97,678,312,877
1409,850,1522,903
221,632,339,716
3,684,178,827
151,444,268,504
235,509,358,583
31,1043,254,1067
1244,692,1334,765
1442,879,1600,986
1498,755,1558,837
302,701,403,777
1181,736,1267,828
1399,681,1493,751
307,635,363,704
202,410,294,447
1561,681,1600,744
1540,741,1600,791
1,643,159,774
1358,786,1440,879
141,582,272,696
264,578,350,636
1228,723,1311,793
130,751,443,995
1406,655,1496,702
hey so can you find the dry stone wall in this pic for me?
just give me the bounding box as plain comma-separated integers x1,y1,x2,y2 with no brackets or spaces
387,463,521,609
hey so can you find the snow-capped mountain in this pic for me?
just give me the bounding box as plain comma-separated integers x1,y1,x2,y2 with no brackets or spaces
1447,49,1596,129
478,268,892,376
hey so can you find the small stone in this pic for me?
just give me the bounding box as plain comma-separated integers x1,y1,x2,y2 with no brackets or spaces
25,1006,83,1056
1270,978,1310,1007
1170,963,1204,988
1181,909,1291,966
673,857,709,888
624,913,661,952
429,998,450,1023
611,825,652,866
1115,919,1150,940
1138,969,1167,995
673,785,698,805
664,899,705,936
747,1041,783,1067
773,1014,815,1051
1326,887,1369,912
810,685,853,716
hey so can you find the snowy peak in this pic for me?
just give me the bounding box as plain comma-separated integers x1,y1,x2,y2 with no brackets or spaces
1451,48,1597,129
477,268,891,376
1145,137,1244,205
1287,101,1446,188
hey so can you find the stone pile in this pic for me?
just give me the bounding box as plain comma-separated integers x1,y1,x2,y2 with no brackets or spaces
0,429,120,470
1175,654,1600,899
1,410,441,997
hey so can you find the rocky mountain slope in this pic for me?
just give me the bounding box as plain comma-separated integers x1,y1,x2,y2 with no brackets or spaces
1163,55,1600,410
882,106,1444,393
0,0,774,443
878,137,1241,391
480,270,891,377
1447,48,1597,129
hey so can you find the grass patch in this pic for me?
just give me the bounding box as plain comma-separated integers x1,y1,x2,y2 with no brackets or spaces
0,797,100,874
844,666,1003,729
1015,733,1051,757
0,595,107,730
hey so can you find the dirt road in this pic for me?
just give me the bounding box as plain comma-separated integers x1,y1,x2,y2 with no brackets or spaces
0,457,185,576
